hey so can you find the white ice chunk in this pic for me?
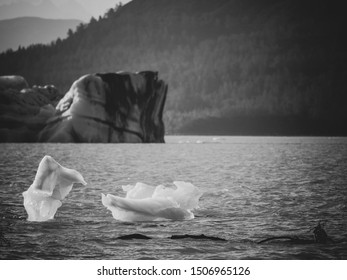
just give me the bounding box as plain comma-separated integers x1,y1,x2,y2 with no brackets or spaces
102,181,202,222
22,155,87,222
123,182,156,199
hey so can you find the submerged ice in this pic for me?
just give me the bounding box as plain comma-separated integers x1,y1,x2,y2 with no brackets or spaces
102,181,203,222
22,155,87,222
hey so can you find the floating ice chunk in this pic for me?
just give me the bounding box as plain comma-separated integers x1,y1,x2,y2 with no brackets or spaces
22,155,87,222
123,182,156,199
102,181,202,222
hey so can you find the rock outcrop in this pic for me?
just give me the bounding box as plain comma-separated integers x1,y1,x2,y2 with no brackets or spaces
39,71,167,143
0,76,62,142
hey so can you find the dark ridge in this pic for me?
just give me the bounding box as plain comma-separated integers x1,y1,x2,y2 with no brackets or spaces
257,236,337,245
258,222,336,244
114,222,339,245
117,233,152,240
170,234,227,241
115,233,226,241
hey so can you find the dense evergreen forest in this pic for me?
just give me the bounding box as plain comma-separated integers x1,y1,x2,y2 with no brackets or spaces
1,0,346,135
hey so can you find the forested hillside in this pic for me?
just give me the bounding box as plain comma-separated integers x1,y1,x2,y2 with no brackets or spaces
0,0,346,135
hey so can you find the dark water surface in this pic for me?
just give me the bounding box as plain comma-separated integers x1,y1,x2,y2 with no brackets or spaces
1,136,346,259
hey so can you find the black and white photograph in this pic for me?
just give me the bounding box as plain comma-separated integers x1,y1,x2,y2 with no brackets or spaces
0,0,346,277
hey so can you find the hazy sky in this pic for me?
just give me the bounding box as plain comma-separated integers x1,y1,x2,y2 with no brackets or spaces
0,0,132,20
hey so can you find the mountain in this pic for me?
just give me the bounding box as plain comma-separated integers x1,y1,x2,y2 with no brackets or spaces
0,0,346,135
0,17,81,52
0,0,91,21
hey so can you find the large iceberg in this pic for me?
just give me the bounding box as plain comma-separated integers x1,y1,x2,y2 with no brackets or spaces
23,155,87,221
102,181,203,222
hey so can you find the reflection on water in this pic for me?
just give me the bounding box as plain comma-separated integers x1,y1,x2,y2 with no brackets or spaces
0,136,347,259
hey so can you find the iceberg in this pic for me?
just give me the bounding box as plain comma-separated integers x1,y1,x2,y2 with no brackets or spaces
23,155,87,222
102,181,203,222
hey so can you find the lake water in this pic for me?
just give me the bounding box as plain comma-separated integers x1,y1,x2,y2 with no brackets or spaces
0,136,346,259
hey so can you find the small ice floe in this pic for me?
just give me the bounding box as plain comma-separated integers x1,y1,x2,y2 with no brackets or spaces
102,181,202,222
22,155,87,222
